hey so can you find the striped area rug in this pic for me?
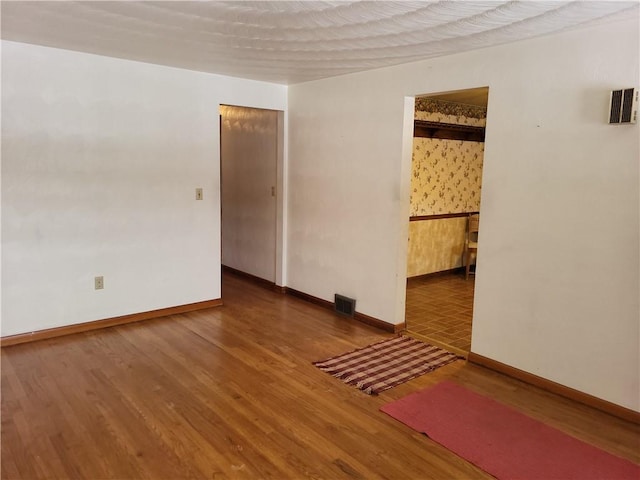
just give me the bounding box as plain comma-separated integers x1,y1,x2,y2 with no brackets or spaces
313,336,461,395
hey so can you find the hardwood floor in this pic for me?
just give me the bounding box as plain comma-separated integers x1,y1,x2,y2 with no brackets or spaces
2,272,639,479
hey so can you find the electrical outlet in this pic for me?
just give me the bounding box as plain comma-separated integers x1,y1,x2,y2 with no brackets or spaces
95,276,104,290
195,188,203,200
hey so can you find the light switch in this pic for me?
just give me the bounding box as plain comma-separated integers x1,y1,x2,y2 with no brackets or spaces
195,188,203,200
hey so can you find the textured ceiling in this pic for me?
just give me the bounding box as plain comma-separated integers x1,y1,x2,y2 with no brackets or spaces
1,1,638,85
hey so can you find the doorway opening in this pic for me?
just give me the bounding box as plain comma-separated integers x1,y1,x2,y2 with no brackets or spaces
404,87,489,356
219,105,285,288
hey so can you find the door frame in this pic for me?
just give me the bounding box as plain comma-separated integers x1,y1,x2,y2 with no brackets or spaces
219,105,287,287
396,88,489,350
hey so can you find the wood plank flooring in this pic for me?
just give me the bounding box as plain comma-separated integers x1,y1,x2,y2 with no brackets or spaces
2,272,639,479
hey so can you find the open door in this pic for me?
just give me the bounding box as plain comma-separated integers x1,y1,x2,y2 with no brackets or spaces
220,105,278,282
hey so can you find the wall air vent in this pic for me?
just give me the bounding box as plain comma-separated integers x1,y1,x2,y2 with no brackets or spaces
609,88,638,124
335,294,356,317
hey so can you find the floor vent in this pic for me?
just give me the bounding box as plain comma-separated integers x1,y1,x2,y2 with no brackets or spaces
335,294,356,317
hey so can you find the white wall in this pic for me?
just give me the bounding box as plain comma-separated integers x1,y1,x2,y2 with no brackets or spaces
287,18,639,410
1,40,286,337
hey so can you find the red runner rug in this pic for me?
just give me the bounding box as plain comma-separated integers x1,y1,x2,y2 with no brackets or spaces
313,336,461,395
381,381,639,479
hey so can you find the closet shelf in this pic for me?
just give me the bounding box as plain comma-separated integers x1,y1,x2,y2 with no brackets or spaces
414,120,485,142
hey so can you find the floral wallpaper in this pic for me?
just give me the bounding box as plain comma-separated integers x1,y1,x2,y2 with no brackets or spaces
415,98,486,127
410,138,484,216
407,97,486,275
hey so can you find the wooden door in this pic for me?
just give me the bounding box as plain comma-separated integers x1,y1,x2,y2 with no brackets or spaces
220,105,277,282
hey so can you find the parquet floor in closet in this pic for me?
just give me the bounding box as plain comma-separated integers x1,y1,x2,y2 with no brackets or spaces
405,272,475,354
